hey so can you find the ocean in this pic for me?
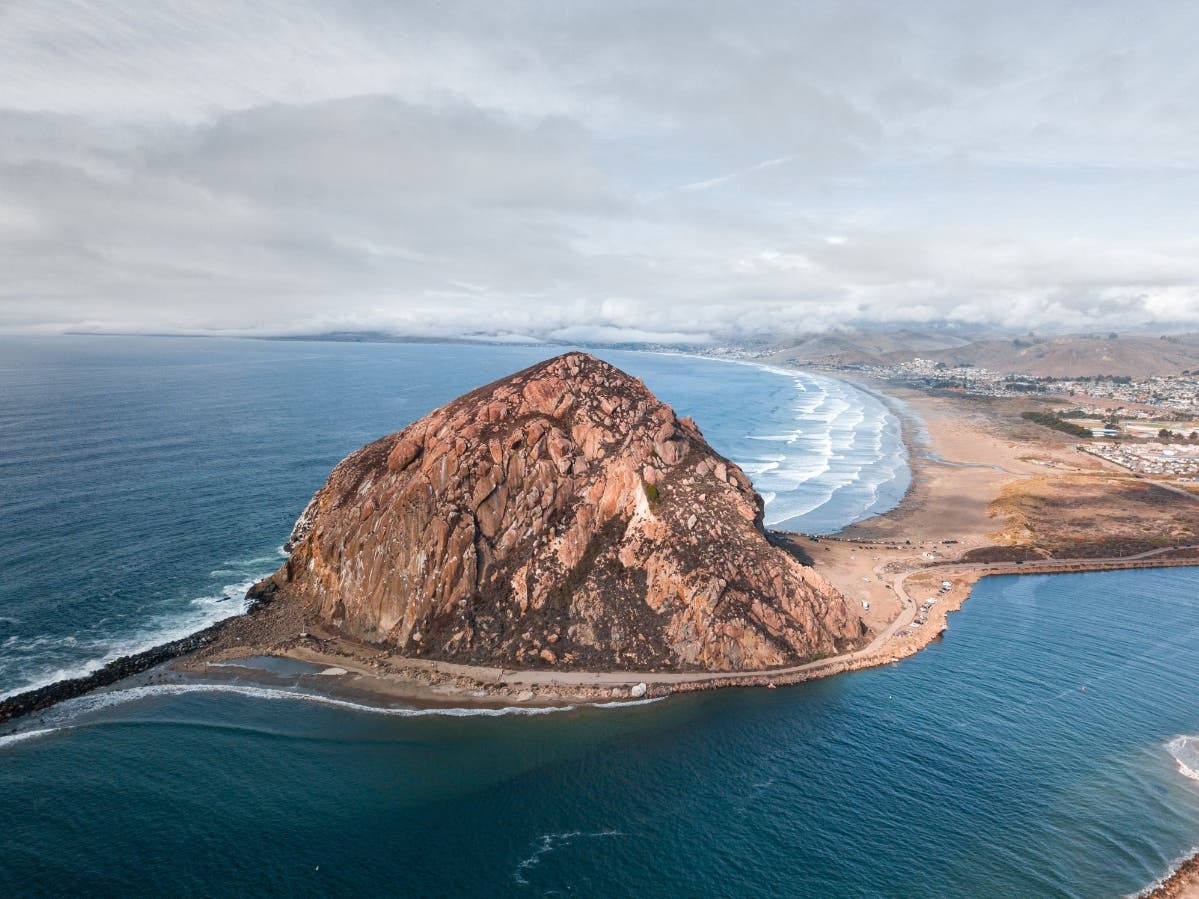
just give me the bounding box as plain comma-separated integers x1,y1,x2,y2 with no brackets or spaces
0,337,906,698
1,336,1197,897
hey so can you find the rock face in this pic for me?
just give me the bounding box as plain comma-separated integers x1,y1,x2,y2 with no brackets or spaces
267,352,866,671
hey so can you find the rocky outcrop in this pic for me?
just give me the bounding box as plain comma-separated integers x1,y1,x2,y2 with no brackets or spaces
264,352,866,672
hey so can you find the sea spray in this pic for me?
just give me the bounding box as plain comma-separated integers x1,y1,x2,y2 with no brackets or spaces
0,728,64,749
0,560,276,702
1131,843,1199,899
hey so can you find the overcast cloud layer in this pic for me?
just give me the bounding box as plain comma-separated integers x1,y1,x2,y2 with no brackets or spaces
3,1,1199,342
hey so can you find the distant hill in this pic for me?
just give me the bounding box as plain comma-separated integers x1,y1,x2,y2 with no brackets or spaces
765,328,974,367
908,334,1199,378
763,330,1199,378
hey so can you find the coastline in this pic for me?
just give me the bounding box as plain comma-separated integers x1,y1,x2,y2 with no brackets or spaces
0,597,275,726
1145,851,1199,899
9,357,1197,893
7,367,1199,722
158,370,1199,707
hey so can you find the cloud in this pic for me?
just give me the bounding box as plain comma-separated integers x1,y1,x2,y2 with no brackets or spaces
1,0,1199,339
547,325,714,345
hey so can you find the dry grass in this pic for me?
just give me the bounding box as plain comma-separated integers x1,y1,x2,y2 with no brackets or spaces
988,474,1199,558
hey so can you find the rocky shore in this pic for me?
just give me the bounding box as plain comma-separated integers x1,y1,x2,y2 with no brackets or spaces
8,360,1199,726
0,584,282,725
1145,851,1199,899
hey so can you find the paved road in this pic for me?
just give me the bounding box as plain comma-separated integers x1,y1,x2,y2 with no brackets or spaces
381,543,1199,691
295,543,1199,694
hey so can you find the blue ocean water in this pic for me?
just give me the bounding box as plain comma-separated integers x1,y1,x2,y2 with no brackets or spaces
0,337,905,697
661,358,909,533
2,337,1198,897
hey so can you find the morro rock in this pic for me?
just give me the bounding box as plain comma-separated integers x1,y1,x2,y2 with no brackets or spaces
261,352,866,671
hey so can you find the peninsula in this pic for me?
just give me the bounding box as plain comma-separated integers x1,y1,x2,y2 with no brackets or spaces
4,350,1198,723
169,347,1199,709
174,352,867,702
173,350,1199,709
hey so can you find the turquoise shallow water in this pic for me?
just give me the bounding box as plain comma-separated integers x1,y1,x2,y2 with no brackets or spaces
2,337,1198,897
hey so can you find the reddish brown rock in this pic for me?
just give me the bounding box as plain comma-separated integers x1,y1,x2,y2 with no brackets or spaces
267,353,866,672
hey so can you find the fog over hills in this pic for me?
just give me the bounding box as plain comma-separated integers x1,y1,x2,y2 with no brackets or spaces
908,334,1199,379
764,329,1199,378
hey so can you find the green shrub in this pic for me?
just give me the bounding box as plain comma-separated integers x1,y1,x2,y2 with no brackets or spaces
1020,411,1092,437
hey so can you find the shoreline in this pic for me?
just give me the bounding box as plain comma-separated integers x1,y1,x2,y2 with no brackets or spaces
1144,851,1199,899
159,369,1199,707
174,542,1199,708
0,599,270,726
6,370,1199,718
3,351,1197,897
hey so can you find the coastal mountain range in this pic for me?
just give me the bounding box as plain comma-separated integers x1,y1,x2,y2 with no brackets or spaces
255,352,866,672
254,326,1199,380
765,331,1199,378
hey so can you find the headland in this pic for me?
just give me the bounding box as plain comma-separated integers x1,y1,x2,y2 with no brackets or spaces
172,364,1199,709
5,356,1199,724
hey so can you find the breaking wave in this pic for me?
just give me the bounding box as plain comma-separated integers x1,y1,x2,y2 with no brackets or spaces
721,361,909,532
1167,735,1199,783
1130,842,1199,898
0,727,63,749
0,683,666,751
0,561,275,701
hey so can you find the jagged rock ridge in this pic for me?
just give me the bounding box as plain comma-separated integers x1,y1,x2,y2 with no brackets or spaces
267,352,866,671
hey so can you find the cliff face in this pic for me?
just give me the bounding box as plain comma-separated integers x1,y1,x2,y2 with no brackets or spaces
269,352,865,672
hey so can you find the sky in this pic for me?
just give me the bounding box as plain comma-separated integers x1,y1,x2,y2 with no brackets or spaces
3,1,1199,343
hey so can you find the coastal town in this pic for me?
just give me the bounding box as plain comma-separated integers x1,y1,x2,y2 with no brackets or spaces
699,340,1199,486
836,356,1199,418
855,360,1199,482
1081,441,1199,480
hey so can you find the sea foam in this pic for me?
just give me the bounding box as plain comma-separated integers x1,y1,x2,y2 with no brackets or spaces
1167,735,1199,783
513,830,624,886
0,686,663,751
29,682,665,728
0,727,63,750
0,562,274,701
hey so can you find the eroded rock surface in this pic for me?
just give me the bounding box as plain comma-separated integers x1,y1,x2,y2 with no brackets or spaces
263,352,866,671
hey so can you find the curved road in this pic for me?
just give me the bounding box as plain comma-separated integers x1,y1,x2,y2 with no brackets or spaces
377,543,1199,692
